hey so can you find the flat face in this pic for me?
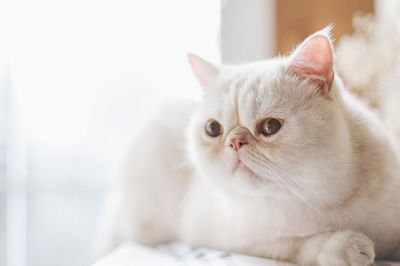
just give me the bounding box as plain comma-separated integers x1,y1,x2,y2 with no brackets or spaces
187,59,352,204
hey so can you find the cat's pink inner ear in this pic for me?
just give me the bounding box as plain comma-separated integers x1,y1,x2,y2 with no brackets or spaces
188,53,219,87
289,35,334,92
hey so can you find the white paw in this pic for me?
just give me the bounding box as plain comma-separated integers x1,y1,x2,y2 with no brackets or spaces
318,231,375,266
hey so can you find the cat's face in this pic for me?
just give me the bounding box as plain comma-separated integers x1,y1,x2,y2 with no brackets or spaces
187,28,355,204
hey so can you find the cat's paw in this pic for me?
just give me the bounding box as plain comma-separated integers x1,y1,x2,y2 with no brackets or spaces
318,231,375,266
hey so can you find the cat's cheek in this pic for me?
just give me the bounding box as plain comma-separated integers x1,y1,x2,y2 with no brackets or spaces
193,137,226,170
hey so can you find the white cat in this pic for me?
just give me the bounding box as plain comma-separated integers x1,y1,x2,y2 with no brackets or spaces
98,27,400,266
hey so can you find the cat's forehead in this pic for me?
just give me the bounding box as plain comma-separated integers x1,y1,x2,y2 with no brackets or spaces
223,59,285,89
205,59,299,121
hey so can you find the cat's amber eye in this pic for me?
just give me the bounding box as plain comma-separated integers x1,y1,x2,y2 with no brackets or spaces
205,119,222,137
258,118,282,136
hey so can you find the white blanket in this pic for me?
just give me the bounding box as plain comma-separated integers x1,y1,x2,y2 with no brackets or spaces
93,242,400,266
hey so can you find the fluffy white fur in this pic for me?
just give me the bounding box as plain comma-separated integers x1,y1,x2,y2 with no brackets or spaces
98,28,400,266
336,13,400,142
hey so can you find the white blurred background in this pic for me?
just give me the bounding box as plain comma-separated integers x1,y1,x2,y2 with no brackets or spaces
1,1,222,265
1,0,393,265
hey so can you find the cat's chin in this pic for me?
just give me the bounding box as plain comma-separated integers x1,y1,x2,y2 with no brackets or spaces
228,167,278,196
234,160,254,174
233,160,271,183
234,163,263,181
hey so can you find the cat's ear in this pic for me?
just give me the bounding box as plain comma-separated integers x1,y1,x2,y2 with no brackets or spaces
288,26,334,94
188,53,219,87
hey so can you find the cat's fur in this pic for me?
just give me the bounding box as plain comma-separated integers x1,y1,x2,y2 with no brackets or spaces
98,28,400,265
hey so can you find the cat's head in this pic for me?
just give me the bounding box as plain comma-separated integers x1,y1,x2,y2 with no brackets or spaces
187,27,354,205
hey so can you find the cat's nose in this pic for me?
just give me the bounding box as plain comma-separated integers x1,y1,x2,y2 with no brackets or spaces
229,138,247,151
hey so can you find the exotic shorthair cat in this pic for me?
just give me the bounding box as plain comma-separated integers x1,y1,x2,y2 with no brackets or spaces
99,28,400,265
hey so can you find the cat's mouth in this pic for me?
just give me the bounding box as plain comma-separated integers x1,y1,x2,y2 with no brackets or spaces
232,153,266,181
233,153,254,175
237,160,247,168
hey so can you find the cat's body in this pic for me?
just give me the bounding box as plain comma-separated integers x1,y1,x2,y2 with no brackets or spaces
99,29,400,265
181,88,400,260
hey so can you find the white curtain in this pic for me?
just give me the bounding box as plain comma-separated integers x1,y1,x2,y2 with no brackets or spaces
2,1,220,266
0,52,7,266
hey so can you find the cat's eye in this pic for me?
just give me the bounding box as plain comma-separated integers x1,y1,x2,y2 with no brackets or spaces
258,118,282,136
205,119,222,137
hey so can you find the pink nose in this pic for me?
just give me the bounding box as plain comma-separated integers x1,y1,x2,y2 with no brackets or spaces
229,138,247,151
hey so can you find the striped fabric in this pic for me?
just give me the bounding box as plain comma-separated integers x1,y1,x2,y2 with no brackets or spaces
93,242,400,266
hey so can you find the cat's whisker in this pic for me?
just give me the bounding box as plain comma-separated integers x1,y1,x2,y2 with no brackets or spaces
242,149,291,188
241,153,299,212
243,148,324,215
263,161,323,215
267,158,325,209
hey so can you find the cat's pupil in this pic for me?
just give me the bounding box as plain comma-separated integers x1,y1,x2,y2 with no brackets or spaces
260,118,281,136
206,120,221,137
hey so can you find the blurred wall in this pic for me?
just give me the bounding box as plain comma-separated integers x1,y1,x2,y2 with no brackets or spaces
221,0,275,63
276,0,374,54
221,0,374,63
0,72,6,266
